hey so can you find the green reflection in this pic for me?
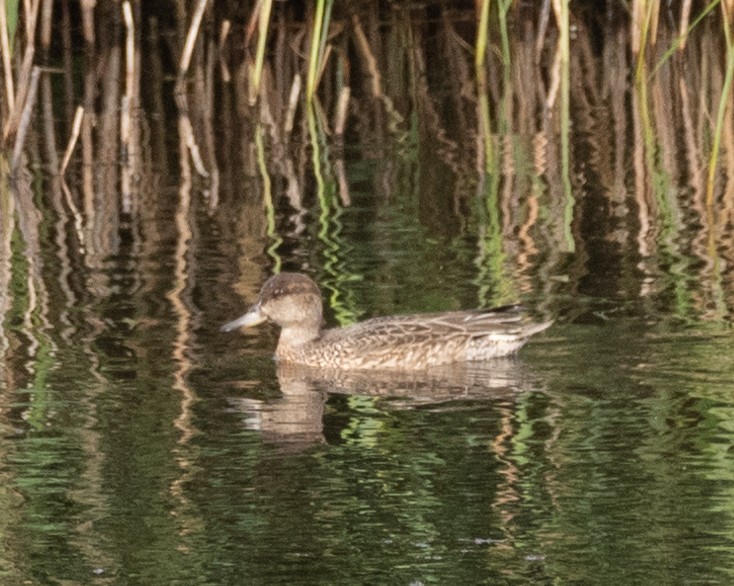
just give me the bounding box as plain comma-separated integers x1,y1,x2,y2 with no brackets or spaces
255,124,282,273
307,102,359,325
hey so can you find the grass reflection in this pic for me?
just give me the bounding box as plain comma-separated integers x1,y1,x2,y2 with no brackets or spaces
255,124,282,274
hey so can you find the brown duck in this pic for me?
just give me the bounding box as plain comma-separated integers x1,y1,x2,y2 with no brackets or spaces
221,272,552,370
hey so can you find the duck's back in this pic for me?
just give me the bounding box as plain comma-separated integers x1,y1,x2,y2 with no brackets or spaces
286,305,551,370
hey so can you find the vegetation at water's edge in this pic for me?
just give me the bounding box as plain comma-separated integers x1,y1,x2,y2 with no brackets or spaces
1,1,733,175
1,0,734,323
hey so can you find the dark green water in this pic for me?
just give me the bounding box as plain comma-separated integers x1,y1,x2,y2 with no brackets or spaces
3,159,734,584
3,13,734,584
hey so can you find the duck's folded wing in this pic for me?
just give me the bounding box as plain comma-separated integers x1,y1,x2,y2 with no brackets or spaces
315,306,551,367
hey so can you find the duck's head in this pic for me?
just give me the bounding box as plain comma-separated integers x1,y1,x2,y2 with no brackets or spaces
221,273,323,341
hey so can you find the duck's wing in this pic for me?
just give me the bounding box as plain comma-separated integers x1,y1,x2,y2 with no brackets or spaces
349,305,548,339
316,305,551,367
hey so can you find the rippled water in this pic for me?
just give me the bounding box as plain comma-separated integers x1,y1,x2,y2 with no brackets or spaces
3,12,734,584
5,311,734,584
4,190,734,585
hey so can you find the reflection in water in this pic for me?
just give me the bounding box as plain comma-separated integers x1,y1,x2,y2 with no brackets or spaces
227,359,535,448
228,379,326,448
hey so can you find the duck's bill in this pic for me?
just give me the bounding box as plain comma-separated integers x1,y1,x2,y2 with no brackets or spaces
220,304,266,332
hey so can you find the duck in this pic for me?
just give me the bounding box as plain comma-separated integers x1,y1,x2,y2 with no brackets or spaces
221,272,552,370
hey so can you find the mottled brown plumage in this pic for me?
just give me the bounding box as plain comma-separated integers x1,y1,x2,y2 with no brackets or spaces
222,273,552,370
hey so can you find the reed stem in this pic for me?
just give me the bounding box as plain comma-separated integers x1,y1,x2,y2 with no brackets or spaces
60,105,83,177
0,0,16,114
306,0,331,102
178,0,209,78
11,64,40,171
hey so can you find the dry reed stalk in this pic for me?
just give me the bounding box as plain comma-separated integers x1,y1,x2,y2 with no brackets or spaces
679,0,692,49
11,65,40,171
284,73,301,135
351,14,383,98
40,68,59,172
245,0,264,44
631,0,642,55
3,45,34,140
81,0,95,45
179,109,209,176
60,105,84,177
122,0,135,107
334,85,350,136
14,0,41,126
120,1,133,153
121,1,136,212
16,0,40,134
725,1,734,43
649,1,660,46
219,19,231,82
23,0,33,41
334,157,350,206
26,0,40,47
178,0,209,78
535,0,551,63
0,0,15,114
40,0,52,49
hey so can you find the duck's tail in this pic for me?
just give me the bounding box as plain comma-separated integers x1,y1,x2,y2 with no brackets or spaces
520,319,554,338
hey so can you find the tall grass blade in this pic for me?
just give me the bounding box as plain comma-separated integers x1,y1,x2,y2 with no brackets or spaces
475,0,492,171
251,0,273,103
306,0,324,102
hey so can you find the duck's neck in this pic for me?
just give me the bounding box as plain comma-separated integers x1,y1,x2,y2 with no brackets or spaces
275,324,321,360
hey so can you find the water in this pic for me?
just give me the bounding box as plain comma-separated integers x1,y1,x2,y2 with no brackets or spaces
3,11,734,585
6,319,734,584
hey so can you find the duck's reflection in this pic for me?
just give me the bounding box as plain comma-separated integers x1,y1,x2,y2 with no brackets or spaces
227,358,538,449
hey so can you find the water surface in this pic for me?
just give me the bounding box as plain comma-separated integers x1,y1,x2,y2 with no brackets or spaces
2,10,734,585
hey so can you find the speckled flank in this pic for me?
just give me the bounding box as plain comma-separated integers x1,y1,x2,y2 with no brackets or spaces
223,273,552,370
